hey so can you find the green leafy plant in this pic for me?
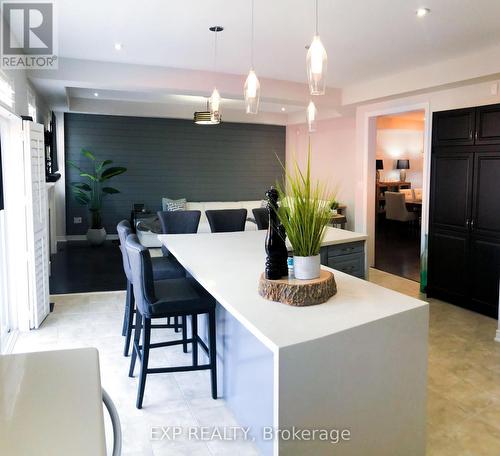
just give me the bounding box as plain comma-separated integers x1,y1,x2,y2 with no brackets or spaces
276,143,336,257
68,149,127,229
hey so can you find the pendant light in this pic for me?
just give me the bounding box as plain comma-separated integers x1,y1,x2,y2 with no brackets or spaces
307,100,317,132
209,26,223,124
194,99,218,125
244,0,260,114
306,0,327,95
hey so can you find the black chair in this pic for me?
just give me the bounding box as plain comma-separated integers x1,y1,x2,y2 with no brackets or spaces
157,210,201,256
205,209,247,233
117,220,185,357
252,207,269,230
125,234,217,409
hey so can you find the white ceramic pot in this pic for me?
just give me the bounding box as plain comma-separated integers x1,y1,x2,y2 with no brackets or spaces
87,228,106,246
293,254,321,280
331,209,338,215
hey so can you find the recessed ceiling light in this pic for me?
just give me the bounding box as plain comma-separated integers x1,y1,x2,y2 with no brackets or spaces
114,43,122,51
416,7,430,17
281,107,286,112
93,92,99,97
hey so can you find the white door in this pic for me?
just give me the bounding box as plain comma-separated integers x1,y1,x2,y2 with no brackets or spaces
23,121,49,328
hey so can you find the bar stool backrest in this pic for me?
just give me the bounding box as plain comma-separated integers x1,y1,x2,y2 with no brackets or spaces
125,234,156,318
157,210,201,234
117,220,133,282
205,209,247,233
252,208,269,230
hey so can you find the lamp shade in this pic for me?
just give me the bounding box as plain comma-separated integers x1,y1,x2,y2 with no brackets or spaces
376,159,384,170
396,159,410,170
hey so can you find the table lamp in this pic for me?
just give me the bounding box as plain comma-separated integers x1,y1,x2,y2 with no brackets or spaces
376,159,384,182
396,159,410,182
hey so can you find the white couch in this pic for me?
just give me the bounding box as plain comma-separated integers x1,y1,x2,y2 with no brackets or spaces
137,200,262,247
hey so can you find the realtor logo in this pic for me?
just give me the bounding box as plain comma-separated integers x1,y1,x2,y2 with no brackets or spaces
1,1,57,69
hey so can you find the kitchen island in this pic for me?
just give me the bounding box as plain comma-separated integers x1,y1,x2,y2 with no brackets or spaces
159,229,428,456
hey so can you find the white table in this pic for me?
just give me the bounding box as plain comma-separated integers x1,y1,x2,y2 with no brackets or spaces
0,348,107,456
159,230,428,456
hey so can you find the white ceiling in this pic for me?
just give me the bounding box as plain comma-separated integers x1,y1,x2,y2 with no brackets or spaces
57,0,500,86
28,0,500,123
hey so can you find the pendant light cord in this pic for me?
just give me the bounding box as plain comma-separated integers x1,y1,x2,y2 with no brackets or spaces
251,0,254,69
315,0,319,35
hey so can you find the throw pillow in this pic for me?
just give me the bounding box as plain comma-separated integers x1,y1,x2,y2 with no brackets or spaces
162,197,187,212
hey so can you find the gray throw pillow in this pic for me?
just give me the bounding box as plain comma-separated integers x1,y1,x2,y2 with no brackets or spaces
162,197,187,211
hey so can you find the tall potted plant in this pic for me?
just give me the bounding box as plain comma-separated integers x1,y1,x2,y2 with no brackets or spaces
68,149,127,246
276,145,335,280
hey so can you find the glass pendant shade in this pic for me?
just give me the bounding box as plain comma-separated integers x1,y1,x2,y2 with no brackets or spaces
307,100,317,133
244,69,260,114
209,88,221,123
306,35,327,95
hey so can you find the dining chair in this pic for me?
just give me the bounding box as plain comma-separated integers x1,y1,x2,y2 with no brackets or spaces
385,192,417,223
157,210,201,255
125,234,217,409
205,209,247,233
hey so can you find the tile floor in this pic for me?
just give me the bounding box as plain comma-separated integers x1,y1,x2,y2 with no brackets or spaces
12,269,500,455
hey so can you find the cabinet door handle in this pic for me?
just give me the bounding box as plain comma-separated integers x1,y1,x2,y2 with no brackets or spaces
475,131,478,141
466,219,470,229
471,219,475,230
469,129,473,140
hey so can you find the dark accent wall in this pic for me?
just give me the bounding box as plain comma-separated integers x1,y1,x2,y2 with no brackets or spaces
65,113,285,235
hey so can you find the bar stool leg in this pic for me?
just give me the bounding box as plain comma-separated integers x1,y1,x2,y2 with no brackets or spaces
192,314,198,366
182,315,188,353
123,281,135,357
175,316,180,332
208,308,217,399
137,318,151,409
129,309,142,377
121,281,131,336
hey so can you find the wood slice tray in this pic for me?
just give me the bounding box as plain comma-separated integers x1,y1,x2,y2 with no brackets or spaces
258,270,337,306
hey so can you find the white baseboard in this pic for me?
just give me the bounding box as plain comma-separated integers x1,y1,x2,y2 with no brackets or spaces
495,329,500,343
57,234,119,242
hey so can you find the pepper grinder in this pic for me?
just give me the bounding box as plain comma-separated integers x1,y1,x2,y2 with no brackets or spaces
265,187,288,280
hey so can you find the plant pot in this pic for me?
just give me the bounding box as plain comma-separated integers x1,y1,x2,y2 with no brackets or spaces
87,227,106,246
331,209,338,215
293,254,321,280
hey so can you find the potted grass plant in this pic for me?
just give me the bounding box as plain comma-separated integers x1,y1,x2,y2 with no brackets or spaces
68,149,127,246
276,145,336,280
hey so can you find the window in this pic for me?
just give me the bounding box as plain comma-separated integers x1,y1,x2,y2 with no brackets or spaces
27,86,37,121
0,72,14,109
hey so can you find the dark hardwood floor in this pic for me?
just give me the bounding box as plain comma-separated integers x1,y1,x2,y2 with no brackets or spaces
375,217,421,282
50,240,126,294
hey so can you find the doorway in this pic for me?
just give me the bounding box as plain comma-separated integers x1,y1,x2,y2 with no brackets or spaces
374,111,425,282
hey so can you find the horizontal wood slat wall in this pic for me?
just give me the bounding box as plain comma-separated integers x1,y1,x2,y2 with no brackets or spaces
64,113,285,235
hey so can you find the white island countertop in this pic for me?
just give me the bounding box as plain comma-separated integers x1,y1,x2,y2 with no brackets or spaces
159,229,425,352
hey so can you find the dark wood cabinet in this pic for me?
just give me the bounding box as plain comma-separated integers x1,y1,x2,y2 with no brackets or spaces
430,152,473,232
432,108,475,146
475,105,500,144
470,237,500,316
428,229,469,303
472,151,500,240
428,104,500,318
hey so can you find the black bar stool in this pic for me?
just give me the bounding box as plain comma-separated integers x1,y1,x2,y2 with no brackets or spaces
125,234,217,409
157,210,201,330
117,220,185,356
205,209,247,232
252,207,269,230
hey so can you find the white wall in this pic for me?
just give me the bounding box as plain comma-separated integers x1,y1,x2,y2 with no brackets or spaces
286,116,357,230
376,129,424,187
